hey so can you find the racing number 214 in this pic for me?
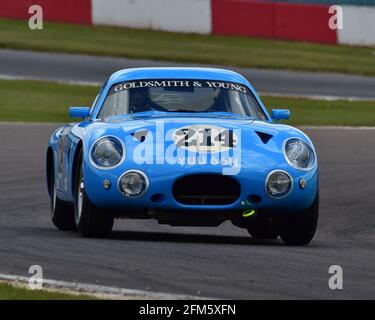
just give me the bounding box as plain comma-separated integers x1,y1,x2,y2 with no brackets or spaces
174,128,236,148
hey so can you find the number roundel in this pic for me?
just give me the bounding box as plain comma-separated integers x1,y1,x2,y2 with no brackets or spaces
172,125,238,153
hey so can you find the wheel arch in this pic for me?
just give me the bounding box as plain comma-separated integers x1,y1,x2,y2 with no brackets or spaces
71,140,83,197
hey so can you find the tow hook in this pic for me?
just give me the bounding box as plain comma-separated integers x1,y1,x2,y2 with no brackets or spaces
242,209,256,218
241,200,257,218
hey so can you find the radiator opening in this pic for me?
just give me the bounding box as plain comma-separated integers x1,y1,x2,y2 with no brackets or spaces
173,174,240,205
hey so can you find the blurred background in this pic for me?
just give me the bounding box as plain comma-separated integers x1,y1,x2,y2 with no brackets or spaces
1,0,375,45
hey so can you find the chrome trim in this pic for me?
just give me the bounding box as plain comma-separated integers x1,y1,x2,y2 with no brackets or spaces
77,181,84,220
117,169,149,198
51,179,57,218
265,170,294,199
282,137,317,172
299,178,307,190
89,136,126,170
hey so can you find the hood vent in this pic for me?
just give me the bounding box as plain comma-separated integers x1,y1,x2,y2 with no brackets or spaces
131,129,149,142
255,131,273,144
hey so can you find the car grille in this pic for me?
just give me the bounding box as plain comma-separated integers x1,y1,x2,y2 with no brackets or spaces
173,174,240,205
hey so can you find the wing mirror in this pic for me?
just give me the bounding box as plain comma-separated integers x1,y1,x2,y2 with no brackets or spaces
271,109,290,121
69,107,90,118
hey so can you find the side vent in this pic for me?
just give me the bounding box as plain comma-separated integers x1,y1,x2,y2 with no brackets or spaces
255,131,273,144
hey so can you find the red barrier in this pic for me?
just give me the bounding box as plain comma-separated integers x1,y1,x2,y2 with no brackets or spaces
0,0,338,44
274,2,336,43
212,0,337,44
0,0,91,25
212,0,273,38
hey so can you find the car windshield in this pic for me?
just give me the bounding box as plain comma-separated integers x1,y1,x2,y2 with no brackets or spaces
98,79,268,120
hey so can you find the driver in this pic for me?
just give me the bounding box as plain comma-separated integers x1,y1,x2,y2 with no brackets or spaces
129,88,151,113
129,88,167,113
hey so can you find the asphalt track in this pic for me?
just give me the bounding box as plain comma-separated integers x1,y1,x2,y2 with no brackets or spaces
1,49,375,99
0,123,374,299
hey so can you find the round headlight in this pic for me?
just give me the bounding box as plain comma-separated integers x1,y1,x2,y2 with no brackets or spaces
119,170,148,198
91,136,124,168
284,138,315,170
266,170,292,198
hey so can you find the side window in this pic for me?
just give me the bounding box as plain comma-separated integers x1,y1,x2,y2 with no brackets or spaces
99,90,129,119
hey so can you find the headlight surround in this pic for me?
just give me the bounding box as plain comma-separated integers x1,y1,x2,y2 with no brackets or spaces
118,170,149,198
284,138,315,170
90,136,124,168
266,170,293,198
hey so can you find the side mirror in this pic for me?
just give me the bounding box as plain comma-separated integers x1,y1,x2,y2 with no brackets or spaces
271,109,290,121
69,107,90,118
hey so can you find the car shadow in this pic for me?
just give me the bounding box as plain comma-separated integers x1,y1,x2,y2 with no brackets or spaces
109,230,284,246
14,225,322,248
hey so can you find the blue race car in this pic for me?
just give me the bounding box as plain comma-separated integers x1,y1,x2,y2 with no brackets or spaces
46,67,318,245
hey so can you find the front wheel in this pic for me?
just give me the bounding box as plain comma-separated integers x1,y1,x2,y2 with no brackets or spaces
74,149,114,238
50,164,75,231
278,193,319,246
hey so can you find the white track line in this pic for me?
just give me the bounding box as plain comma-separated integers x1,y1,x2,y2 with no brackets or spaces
300,126,375,130
1,73,374,101
0,273,211,300
0,74,100,86
259,91,375,101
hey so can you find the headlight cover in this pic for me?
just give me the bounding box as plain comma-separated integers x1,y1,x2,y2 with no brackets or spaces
266,170,293,198
91,136,124,168
284,138,315,170
119,170,148,198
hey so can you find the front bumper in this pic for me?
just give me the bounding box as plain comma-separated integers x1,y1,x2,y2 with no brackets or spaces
84,160,318,214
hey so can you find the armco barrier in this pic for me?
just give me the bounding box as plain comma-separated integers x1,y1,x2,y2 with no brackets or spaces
91,0,211,34
0,0,374,46
211,0,337,44
338,5,375,45
0,0,91,24
273,3,337,43
211,0,274,38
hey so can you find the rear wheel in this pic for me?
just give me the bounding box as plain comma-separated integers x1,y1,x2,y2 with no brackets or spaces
74,149,114,238
278,193,319,246
50,165,75,231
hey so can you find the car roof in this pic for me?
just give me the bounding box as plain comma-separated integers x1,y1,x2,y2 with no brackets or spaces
108,67,251,87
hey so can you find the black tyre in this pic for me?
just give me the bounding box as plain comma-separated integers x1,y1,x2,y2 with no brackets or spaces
278,193,319,246
74,149,114,238
50,164,76,231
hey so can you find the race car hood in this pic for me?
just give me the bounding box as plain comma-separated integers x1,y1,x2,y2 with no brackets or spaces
74,112,314,174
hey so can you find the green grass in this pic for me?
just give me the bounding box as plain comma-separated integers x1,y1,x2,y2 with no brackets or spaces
0,79,98,123
0,79,375,126
0,282,96,300
262,96,375,126
1,19,375,76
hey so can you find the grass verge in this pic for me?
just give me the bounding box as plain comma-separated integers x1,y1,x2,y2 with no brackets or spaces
0,79,374,126
0,282,96,300
1,19,375,76
0,79,98,123
262,96,375,127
